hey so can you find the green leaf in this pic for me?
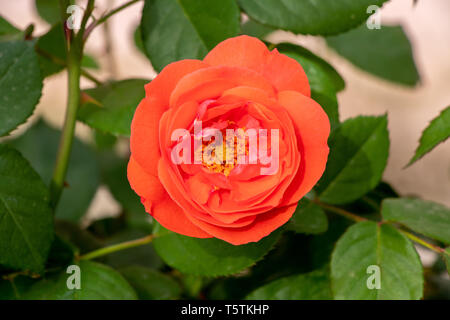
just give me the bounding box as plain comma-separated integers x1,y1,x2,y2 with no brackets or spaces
93,130,117,150
327,25,420,86
408,106,450,165
382,198,450,245
207,232,316,299
103,229,163,270
45,235,76,269
152,223,280,276
54,220,102,255
248,233,315,284
181,274,207,298
141,0,240,72
316,115,390,205
0,15,23,42
0,41,43,136
277,43,345,92
309,216,352,270
35,23,66,77
78,79,148,136
287,198,328,234
277,43,345,129
81,54,100,70
36,23,99,77
311,94,339,131
99,155,149,230
86,216,126,238
10,120,99,222
133,25,145,55
0,281,15,300
238,0,389,36
354,181,399,211
245,269,332,300
120,266,181,300
331,221,423,300
444,248,450,276
24,261,138,300
0,144,53,273
94,132,118,150
0,276,37,300
34,0,64,25
336,182,399,219
241,19,275,38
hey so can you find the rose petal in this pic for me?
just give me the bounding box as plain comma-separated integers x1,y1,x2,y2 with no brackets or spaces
277,90,330,204
204,36,310,96
185,203,298,245
169,66,276,107
157,158,257,228
185,175,212,205
203,35,269,73
262,48,310,96
127,156,166,202
152,195,212,238
130,97,166,175
145,59,209,106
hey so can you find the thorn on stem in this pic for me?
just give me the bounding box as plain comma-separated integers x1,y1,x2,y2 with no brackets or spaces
23,24,34,40
81,92,102,107
64,20,72,44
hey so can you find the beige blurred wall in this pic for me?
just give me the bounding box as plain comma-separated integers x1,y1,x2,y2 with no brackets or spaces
0,0,449,216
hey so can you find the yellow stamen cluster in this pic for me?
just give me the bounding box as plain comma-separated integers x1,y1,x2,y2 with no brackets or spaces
196,129,248,176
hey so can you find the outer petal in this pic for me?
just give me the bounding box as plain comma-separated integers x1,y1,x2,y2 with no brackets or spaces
130,97,165,175
277,91,330,204
185,204,298,245
127,156,166,202
203,36,310,96
169,66,276,107
129,150,211,238
152,196,212,239
203,35,270,73
262,49,310,97
136,60,209,171
145,59,209,106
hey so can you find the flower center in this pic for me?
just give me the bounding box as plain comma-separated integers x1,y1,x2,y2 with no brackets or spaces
196,127,249,176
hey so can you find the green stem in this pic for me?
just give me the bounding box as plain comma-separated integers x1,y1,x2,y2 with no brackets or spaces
79,234,155,261
314,199,446,256
83,0,142,41
102,17,117,78
35,47,101,85
49,1,91,207
313,200,367,222
77,0,95,40
399,230,444,254
50,45,82,207
81,68,102,85
97,0,141,25
361,195,380,212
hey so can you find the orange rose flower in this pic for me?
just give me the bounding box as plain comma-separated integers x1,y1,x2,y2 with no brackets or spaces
128,36,330,245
